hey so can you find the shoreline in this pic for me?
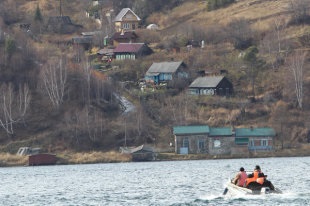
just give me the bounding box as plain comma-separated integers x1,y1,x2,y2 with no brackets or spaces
1,147,310,167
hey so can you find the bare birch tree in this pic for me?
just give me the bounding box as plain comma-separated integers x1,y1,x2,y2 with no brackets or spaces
41,57,67,109
0,83,31,135
287,50,307,109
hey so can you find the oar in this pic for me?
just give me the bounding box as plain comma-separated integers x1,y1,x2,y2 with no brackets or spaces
223,187,228,195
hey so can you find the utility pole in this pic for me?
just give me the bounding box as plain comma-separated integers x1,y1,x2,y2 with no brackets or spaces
59,0,63,16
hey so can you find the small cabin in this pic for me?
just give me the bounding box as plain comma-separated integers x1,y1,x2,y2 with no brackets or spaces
120,145,155,161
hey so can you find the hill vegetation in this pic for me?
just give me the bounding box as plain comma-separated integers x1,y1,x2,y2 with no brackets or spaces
0,0,309,158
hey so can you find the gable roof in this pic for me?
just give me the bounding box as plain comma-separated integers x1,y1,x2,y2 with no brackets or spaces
119,145,153,154
209,127,233,136
146,61,184,74
97,48,114,55
48,16,72,25
235,127,276,137
114,8,141,22
189,76,225,88
173,125,210,135
113,43,145,53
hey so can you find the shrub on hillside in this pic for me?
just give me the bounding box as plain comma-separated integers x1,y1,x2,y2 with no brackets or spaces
206,0,235,11
288,0,310,25
226,18,254,50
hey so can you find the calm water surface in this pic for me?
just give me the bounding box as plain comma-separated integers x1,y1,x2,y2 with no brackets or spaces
1,156,310,206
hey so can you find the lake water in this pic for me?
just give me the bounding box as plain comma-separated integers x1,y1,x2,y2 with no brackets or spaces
1,156,310,206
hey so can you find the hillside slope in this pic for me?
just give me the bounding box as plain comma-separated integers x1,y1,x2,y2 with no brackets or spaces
0,0,309,155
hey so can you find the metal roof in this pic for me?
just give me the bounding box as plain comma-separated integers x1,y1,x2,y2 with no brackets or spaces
189,76,224,88
235,128,276,137
146,61,183,74
209,127,233,136
97,48,114,55
173,125,210,135
114,8,141,22
81,31,101,36
120,145,153,154
113,43,145,53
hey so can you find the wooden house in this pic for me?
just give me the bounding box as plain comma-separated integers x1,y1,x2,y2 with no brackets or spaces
111,31,138,47
46,16,81,34
234,127,276,152
145,61,189,85
188,76,233,96
113,43,152,60
173,125,210,154
114,8,141,32
208,127,234,155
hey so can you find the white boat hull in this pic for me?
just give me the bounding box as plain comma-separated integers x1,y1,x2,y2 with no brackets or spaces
225,182,282,195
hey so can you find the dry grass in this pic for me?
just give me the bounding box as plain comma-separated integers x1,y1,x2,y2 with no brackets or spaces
58,151,131,164
0,153,28,167
160,0,292,33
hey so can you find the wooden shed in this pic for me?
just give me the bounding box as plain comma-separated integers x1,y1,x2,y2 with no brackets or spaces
120,145,155,161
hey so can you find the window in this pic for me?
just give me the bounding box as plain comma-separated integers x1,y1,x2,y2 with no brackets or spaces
183,138,189,148
214,140,221,148
123,23,130,29
198,140,205,151
249,139,255,147
261,139,268,146
132,23,136,30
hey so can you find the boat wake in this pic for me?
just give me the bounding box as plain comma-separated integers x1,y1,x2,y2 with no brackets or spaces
197,190,308,206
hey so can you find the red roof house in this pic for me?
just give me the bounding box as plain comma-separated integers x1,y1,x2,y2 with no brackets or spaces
113,43,152,60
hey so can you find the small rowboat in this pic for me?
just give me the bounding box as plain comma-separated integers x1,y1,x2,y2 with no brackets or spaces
223,182,282,196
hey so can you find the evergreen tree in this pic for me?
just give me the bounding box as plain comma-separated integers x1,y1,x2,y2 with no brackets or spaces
34,4,43,22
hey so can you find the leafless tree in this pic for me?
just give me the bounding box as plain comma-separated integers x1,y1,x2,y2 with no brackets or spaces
41,57,67,109
0,83,31,135
226,18,253,50
287,50,307,109
260,18,289,70
288,0,310,25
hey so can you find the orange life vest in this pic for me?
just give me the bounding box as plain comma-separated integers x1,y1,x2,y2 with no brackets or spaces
256,177,265,184
245,170,260,186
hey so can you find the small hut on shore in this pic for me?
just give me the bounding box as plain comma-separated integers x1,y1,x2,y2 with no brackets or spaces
120,145,155,161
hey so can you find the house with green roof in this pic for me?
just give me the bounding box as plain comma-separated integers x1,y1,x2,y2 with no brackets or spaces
234,127,276,152
172,125,277,155
173,125,236,155
173,125,210,154
208,127,234,155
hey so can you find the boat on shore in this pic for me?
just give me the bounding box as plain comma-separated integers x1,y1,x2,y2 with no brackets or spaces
223,181,282,195
119,145,155,161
